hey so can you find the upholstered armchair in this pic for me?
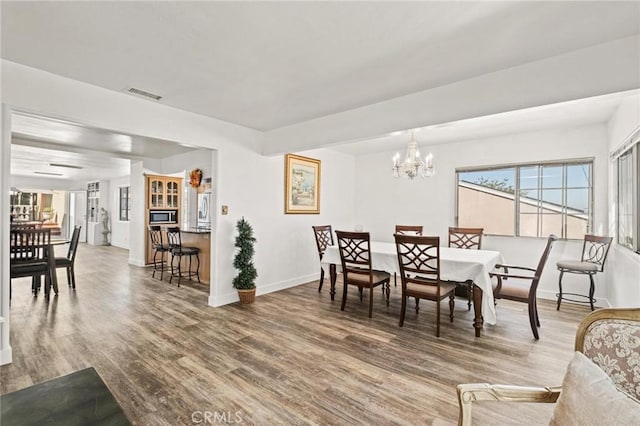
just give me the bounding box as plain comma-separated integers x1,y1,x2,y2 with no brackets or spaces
456,308,640,425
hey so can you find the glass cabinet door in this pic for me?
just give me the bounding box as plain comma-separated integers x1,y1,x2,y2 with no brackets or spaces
166,180,179,208
149,178,164,208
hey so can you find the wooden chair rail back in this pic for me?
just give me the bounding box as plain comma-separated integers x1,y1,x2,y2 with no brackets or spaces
448,227,484,250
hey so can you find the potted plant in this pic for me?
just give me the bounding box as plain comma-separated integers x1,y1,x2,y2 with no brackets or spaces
233,217,257,304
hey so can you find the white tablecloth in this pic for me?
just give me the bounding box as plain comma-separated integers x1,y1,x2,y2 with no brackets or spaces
322,242,503,325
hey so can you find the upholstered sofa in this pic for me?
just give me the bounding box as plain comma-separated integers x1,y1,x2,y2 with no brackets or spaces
456,308,640,425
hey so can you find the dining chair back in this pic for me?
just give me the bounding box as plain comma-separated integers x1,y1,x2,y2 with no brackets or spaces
395,225,424,236
10,228,53,299
448,227,483,250
448,227,484,309
335,231,390,318
556,234,613,311
55,225,82,289
491,234,558,339
394,234,456,337
312,225,334,292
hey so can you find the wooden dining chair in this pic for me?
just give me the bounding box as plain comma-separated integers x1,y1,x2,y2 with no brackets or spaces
335,231,391,318
312,225,334,292
448,227,484,310
490,234,558,340
55,225,82,289
10,228,54,299
394,234,456,337
394,225,423,287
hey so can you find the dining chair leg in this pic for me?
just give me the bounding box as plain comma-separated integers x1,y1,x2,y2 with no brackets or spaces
529,302,540,340
169,254,175,283
415,297,420,314
449,294,455,322
340,280,348,311
70,266,76,289
394,272,397,287
318,267,324,292
358,286,363,302
436,299,441,337
399,295,407,327
368,287,374,318
588,274,596,311
556,271,564,310
195,253,201,284
385,281,390,307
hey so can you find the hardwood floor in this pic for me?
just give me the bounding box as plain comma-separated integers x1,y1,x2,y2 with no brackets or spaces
1,243,592,425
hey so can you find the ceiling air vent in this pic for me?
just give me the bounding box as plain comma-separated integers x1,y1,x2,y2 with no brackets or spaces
34,171,63,176
50,163,83,169
127,87,162,101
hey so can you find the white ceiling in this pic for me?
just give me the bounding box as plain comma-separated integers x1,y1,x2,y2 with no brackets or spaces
332,90,638,155
2,1,639,132
10,112,196,181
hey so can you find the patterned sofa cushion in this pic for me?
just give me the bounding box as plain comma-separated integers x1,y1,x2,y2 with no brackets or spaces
581,319,640,401
549,351,640,426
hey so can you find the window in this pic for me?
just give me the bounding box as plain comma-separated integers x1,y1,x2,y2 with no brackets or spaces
456,159,593,239
119,186,131,222
617,136,639,253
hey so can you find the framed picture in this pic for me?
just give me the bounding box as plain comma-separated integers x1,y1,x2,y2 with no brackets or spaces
285,154,321,214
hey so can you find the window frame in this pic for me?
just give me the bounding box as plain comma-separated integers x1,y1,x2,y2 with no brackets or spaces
615,130,640,254
118,186,131,222
455,157,594,240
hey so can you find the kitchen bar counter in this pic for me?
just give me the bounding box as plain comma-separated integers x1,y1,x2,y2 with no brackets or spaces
179,229,211,284
180,227,211,234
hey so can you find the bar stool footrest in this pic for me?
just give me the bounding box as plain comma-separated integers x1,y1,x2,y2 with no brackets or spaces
556,292,596,305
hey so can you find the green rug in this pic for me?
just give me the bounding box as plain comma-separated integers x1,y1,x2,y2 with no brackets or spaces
1,367,131,426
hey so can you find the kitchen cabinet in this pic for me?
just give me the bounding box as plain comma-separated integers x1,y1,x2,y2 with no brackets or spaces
147,176,182,210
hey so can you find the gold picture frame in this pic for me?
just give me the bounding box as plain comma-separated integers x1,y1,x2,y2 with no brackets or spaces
285,154,321,214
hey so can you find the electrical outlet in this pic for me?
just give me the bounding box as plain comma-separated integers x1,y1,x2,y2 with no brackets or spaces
221,205,228,215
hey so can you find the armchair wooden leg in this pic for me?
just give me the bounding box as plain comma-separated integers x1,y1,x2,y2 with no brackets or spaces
340,279,348,311
399,295,407,327
529,302,540,340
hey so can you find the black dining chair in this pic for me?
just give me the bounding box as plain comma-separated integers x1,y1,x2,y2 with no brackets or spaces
10,228,54,300
55,225,82,289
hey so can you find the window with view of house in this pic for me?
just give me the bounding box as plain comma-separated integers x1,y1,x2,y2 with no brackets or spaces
617,134,639,253
119,186,131,222
456,160,593,239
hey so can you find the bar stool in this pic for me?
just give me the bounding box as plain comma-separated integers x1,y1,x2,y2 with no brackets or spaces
556,234,613,311
166,227,200,287
148,225,171,280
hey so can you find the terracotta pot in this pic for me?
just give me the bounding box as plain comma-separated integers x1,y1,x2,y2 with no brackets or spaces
237,288,256,305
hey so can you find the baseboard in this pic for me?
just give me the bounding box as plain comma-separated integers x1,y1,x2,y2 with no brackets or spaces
208,273,318,307
128,257,147,267
0,345,12,365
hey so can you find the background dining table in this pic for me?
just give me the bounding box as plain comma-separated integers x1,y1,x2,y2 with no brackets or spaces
322,242,504,336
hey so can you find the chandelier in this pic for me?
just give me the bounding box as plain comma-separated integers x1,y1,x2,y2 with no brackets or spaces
392,130,435,179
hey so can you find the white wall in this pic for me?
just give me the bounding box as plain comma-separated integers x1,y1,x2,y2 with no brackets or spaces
1,60,355,317
354,124,610,303
108,175,131,249
10,175,85,192
606,94,640,307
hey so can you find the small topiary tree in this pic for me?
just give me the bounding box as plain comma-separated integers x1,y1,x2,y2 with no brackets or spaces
232,217,257,290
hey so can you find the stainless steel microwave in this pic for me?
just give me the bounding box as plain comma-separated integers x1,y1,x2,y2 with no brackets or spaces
149,210,178,224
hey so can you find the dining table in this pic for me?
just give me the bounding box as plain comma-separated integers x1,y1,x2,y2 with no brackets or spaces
322,241,504,337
